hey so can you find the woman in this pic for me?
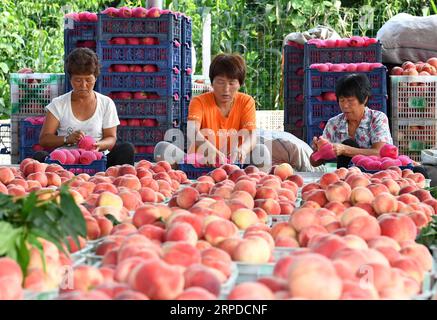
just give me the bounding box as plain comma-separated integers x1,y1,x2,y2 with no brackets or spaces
36,48,134,168
310,73,393,168
155,53,267,168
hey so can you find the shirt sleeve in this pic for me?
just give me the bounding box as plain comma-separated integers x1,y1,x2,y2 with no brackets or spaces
370,111,393,144
187,96,203,123
322,118,336,142
240,96,256,130
45,98,62,121
102,97,120,129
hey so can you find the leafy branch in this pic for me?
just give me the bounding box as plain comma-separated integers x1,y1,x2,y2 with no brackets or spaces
0,185,86,276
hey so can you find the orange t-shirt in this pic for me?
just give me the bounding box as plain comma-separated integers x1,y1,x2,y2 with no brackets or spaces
187,92,256,154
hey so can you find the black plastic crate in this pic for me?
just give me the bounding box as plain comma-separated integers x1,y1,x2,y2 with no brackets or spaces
284,102,304,127
284,124,304,141
98,13,181,42
305,125,324,145
284,45,304,74
284,75,304,100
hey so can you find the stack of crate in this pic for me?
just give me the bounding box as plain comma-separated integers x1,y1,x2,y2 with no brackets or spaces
304,41,386,145
96,12,183,162
180,16,193,150
283,39,386,145
283,42,305,140
391,76,437,162
64,18,98,92
9,73,65,163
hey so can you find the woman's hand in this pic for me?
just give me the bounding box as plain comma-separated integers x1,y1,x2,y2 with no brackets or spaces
332,143,347,156
66,130,85,145
230,147,246,164
93,141,103,152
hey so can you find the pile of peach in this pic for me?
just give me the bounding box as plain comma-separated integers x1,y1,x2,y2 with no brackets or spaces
223,166,436,299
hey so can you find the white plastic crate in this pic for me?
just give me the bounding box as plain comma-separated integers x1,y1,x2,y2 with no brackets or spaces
235,262,275,284
391,75,437,119
255,110,284,131
392,119,437,162
10,73,65,115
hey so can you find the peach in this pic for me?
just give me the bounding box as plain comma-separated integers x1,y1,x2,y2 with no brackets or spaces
290,208,320,232
165,222,198,245
113,174,141,191
0,257,24,300
375,246,402,264
114,257,147,283
303,189,328,207
310,234,347,258
325,181,351,203
162,242,201,267
340,207,369,226
231,208,259,230
288,253,343,299
378,214,417,243
97,191,123,210
298,225,328,247
255,198,281,215
256,276,288,293
301,182,321,195
345,215,381,241
255,187,278,200
397,193,420,205
324,201,346,216
183,264,221,296
230,190,254,209
22,161,47,177
381,178,400,195
118,190,142,211
319,172,340,189
391,257,423,283
130,258,184,299
274,163,294,181
133,205,162,227
139,177,159,192
138,187,157,203
273,255,296,279
350,186,374,205
62,265,104,292
340,279,379,300
232,236,271,263
346,175,370,189
278,201,294,215
137,224,165,243
201,248,232,280
287,174,304,187
400,243,433,272
209,168,227,183
233,179,256,197
271,222,296,239
93,182,118,194
244,230,274,249
367,235,401,251
342,234,368,250
203,219,238,246
95,216,113,237
228,282,275,300
410,189,432,202
275,236,299,248
300,200,321,209
372,192,398,216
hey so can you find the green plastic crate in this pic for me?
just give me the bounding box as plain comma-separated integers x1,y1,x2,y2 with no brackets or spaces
10,73,65,115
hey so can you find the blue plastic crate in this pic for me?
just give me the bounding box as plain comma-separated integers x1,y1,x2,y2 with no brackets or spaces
97,41,181,69
303,42,382,66
98,13,181,42
304,67,387,96
181,95,191,123
117,125,178,145
20,121,42,148
284,45,304,74
46,156,107,175
98,71,180,96
305,125,324,145
181,16,192,44
284,75,304,100
305,94,388,126
114,96,180,124
284,102,304,127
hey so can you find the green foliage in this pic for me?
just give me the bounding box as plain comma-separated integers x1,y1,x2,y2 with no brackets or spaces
0,0,432,116
0,185,87,275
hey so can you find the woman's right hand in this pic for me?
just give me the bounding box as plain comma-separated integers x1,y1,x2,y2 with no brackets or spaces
66,130,85,145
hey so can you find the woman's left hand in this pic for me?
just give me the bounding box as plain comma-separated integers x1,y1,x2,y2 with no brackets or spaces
93,141,103,152
332,143,347,156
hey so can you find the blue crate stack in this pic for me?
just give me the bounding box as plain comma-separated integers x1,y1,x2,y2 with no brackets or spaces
19,120,43,162
95,12,183,162
64,19,98,93
283,44,305,140
303,41,386,145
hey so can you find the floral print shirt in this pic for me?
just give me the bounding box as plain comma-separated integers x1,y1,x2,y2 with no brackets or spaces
322,107,393,148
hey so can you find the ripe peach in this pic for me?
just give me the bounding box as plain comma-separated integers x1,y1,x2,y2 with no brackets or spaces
162,242,201,267
183,264,221,296
165,222,198,245
378,214,417,243
345,215,381,241
274,163,294,181
203,219,238,246
325,181,351,203
319,172,340,189
255,198,281,215
350,186,374,205
290,207,320,232
228,282,275,300
201,248,233,280
133,205,162,227
372,192,398,216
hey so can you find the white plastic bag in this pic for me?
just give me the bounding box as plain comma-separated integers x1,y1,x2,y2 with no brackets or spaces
377,13,437,64
421,149,437,165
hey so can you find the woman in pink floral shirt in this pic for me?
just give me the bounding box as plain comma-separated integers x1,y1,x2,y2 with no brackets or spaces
310,73,392,168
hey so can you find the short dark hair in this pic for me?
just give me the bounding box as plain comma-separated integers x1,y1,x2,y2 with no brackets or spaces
335,73,371,104
65,48,101,78
209,53,246,85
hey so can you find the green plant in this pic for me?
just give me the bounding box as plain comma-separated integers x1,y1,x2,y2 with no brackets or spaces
0,185,86,275
416,215,437,248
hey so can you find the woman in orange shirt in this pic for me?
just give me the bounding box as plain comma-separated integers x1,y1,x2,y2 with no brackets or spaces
155,53,264,166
